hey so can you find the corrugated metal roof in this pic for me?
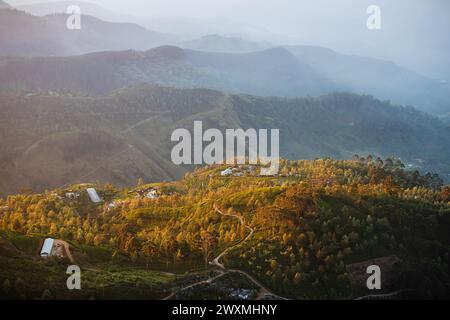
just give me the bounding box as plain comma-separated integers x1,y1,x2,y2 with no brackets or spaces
41,238,54,256
86,188,102,203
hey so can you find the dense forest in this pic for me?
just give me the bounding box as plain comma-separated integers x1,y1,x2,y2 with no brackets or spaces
1,85,450,197
0,157,449,299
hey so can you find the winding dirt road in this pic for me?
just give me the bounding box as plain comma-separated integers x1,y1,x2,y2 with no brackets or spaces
163,205,287,300
209,206,253,270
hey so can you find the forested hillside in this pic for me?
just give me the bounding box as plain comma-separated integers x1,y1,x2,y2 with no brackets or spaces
0,159,449,299
0,85,449,196
1,0,448,303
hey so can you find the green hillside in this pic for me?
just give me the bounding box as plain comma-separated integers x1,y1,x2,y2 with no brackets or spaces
0,158,449,299
0,85,449,196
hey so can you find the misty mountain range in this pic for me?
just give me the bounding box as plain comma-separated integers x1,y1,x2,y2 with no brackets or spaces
286,45,450,115
0,0,10,9
0,45,338,98
1,6,449,116
0,8,171,57
0,2,449,195
12,0,450,82
180,34,272,53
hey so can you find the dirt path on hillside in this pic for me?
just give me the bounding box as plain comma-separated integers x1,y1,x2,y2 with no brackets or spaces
163,205,287,300
210,206,254,270
163,270,227,300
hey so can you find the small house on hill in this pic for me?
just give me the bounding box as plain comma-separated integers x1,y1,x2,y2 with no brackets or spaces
230,289,252,300
135,186,160,198
86,188,102,203
221,168,233,176
40,238,54,258
65,192,80,199
146,189,159,199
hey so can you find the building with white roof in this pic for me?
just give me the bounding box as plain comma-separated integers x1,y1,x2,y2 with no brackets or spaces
40,238,54,258
221,168,233,176
65,192,80,199
86,188,102,203
146,189,159,199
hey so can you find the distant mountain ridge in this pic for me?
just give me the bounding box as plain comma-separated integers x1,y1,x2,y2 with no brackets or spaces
179,34,450,115
180,34,272,53
1,41,449,115
177,33,450,115
0,45,340,97
286,45,450,115
1,8,448,115
0,1,11,9
0,9,172,57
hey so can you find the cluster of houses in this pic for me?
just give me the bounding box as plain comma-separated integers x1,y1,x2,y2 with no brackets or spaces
65,192,80,200
220,165,256,177
229,288,253,300
145,189,159,199
105,199,125,211
134,187,160,199
49,192,63,200
60,188,102,203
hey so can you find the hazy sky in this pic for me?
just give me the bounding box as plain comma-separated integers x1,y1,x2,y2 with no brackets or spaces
8,0,449,26
33,1,389,19
7,0,450,79
9,0,449,45
8,0,449,37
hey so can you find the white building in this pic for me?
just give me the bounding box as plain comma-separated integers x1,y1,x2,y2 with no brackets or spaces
221,168,233,176
146,189,158,199
40,238,54,258
86,188,102,203
65,192,79,199
230,289,252,300
108,203,116,209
